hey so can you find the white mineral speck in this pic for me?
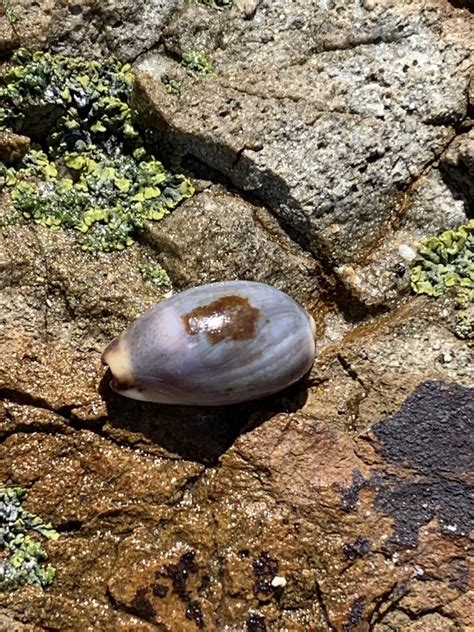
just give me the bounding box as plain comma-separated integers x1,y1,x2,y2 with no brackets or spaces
398,244,417,262
271,576,287,588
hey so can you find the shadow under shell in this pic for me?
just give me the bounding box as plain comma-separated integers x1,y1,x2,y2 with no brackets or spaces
98,369,312,465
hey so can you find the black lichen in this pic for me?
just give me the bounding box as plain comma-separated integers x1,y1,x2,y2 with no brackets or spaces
159,549,199,601
131,587,156,620
155,549,205,627
338,469,368,513
343,597,366,631
185,599,205,629
448,560,469,593
252,550,279,597
342,536,371,561
371,381,474,546
152,583,168,598
246,612,267,632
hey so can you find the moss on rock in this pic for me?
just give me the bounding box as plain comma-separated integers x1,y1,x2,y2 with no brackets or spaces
0,487,59,591
138,261,172,288
181,51,214,77
0,49,194,252
161,75,182,95
411,220,474,305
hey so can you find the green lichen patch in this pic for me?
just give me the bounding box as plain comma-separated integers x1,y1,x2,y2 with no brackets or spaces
196,0,232,10
2,0,19,25
0,49,194,252
0,49,137,149
411,220,474,305
0,487,59,591
161,75,182,96
2,146,194,252
138,261,172,289
181,51,214,77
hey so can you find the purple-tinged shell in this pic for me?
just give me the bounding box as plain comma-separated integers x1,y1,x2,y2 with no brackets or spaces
102,281,316,406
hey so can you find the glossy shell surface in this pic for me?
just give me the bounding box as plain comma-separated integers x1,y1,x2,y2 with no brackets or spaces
102,281,316,406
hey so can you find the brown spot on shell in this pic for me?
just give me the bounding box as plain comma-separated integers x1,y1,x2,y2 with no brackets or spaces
182,295,260,345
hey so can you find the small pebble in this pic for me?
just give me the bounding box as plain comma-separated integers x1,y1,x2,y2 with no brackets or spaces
398,244,417,262
271,576,287,588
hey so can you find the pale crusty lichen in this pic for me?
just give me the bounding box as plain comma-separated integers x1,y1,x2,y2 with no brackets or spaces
0,487,59,591
411,220,474,306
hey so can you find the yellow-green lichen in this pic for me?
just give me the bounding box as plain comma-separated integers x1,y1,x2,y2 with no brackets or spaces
181,51,214,77
0,487,59,591
411,220,474,305
138,261,172,288
2,0,19,25
0,49,194,252
161,75,182,95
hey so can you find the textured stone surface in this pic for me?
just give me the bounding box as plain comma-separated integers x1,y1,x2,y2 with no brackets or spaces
441,128,474,209
144,185,322,311
134,0,473,305
0,219,168,421
0,132,29,164
1,0,473,630
0,5,18,52
2,376,471,630
0,613,38,632
1,0,184,60
1,208,472,629
0,415,200,630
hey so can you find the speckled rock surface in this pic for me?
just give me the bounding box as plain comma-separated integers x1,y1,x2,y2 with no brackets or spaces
0,217,176,424
1,0,473,630
1,202,473,629
134,0,473,305
143,185,322,311
0,6,18,52
0,0,184,60
0,613,38,631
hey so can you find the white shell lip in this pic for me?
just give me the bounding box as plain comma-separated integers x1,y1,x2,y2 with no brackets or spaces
101,335,135,391
107,368,315,407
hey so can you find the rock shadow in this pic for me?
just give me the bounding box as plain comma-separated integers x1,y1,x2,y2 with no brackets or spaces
439,155,473,218
99,370,310,465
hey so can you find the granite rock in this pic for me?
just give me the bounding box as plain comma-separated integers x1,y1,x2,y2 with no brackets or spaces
143,186,322,311
0,1,473,629
0,0,184,60
134,0,473,304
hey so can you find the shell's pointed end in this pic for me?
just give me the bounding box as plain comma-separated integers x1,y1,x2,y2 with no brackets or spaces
101,337,119,365
101,335,135,393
